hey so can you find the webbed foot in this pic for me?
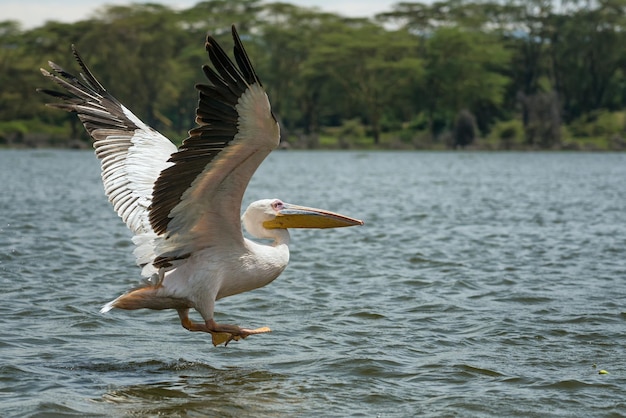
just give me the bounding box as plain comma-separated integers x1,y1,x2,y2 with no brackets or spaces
210,326,271,347
177,309,270,346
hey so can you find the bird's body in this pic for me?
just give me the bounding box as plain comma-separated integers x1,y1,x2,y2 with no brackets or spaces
39,26,362,346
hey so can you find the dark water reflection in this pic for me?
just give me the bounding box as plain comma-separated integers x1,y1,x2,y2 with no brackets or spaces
1,150,625,416
92,361,293,416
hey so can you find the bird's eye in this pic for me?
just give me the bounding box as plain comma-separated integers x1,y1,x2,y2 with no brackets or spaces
272,200,284,211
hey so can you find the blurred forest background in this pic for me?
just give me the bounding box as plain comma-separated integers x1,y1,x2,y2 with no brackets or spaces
2,0,626,150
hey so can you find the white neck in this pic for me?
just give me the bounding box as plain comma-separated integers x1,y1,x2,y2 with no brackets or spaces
233,230,290,297
266,227,291,247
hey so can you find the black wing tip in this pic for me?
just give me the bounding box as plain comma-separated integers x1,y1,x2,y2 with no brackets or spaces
204,24,261,86
38,62,73,100
231,25,261,86
70,44,82,65
36,87,71,99
69,44,108,94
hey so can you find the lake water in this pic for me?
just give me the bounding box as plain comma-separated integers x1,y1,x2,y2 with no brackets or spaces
1,149,625,417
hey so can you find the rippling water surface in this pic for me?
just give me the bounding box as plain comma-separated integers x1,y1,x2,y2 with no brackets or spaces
1,150,625,417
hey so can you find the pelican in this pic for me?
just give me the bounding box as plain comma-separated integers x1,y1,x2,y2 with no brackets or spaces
39,25,363,346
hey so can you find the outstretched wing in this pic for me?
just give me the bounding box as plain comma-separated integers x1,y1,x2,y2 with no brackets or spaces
39,25,279,276
39,48,177,237
149,25,280,267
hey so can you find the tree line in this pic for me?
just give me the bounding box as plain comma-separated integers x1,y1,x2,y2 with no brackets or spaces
1,0,625,150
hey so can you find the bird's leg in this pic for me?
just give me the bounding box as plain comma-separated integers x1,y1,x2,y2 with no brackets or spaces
178,309,209,332
177,309,270,346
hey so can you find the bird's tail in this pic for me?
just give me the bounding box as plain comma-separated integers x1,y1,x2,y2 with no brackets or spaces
99,299,117,314
99,285,184,313
99,286,156,313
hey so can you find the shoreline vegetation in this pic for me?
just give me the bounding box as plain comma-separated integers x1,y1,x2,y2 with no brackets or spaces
2,0,626,151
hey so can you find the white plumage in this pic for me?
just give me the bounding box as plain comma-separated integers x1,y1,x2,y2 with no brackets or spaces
39,26,362,346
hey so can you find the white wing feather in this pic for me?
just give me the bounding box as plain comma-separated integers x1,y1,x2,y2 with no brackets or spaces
41,27,279,279
40,52,176,276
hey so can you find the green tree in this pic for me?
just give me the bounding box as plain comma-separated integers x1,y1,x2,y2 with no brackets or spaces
549,0,626,121
178,0,263,35
77,4,184,133
1,0,623,149
306,22,423,144
420,26,510,137
258,4,347,141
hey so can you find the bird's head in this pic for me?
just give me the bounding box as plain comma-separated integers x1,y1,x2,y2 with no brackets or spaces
242,198,363,239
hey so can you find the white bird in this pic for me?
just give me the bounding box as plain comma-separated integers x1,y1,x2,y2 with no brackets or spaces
39,25,363,346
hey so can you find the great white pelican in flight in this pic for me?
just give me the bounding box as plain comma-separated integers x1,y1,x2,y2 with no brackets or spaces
39,25,363,346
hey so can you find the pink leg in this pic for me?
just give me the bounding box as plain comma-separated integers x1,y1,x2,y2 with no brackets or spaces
177,309,270,346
